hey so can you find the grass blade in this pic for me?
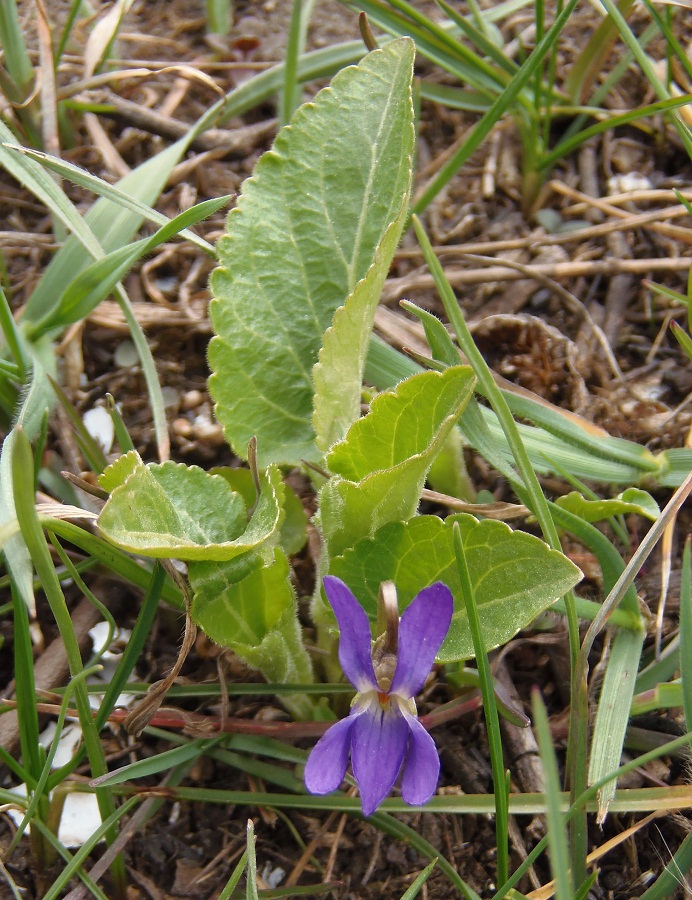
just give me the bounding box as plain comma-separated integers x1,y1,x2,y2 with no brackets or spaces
35,195,229,336
281,0,317,126
206,0,233,35
22,137,190,323
0,284,27,379
410,0,580,214
11,427,125,888
587,627,645,821
47,376,108,474
218,851,248,900
639,831,692,899
532,691,574,898
246,819,259,900
680,537,692,732
5,146,215,254
399,859,438,899
41,797,140,900
453,522,509,885
92,738,223,787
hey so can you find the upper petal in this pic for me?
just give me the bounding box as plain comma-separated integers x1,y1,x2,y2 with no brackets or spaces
351,696,409,817
399,707,441,807
323,576,377,692
304,714,357,795
390,582,453,698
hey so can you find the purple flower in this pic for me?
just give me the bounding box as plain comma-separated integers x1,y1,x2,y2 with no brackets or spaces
304,575,453,816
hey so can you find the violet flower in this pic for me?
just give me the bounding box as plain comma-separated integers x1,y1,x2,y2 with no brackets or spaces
304,575,453,816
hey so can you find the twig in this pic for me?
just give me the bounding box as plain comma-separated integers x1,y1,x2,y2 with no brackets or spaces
550,180,692,246
394,193,692,259
382,256,691,302
90,94,277,153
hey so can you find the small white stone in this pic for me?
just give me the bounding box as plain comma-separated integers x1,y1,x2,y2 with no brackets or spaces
39,722,83,769
83,406,114,454
261,863,286,889
607,173,652,194
6,785,104,848
114,340,138,368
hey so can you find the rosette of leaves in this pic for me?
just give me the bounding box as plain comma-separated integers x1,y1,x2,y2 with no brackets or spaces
98,40,419,716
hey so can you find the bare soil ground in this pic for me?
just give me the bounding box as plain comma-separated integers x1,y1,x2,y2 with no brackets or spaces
3,1,692,897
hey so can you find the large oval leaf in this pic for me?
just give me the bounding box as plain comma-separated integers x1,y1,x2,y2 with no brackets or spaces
209,38,415,467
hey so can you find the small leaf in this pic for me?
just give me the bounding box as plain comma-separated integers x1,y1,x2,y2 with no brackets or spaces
98,449,142,493
329,514,582,662
97,460,284,561
208,38,415,467
555,488,659,523
318,367,475,558
328,367,475,480
312,194,412,451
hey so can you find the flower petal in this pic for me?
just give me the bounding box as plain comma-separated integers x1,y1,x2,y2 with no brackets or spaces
399,708,440,807
304,714,357,795
351,697,409,816
390,582,453,698
323,576,377,692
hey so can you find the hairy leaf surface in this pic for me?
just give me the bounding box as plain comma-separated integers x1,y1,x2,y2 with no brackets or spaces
209,38,415,466
97,456,284,561
317,367,475,559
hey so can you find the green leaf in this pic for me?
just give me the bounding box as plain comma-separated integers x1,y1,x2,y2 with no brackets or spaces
312,190,413,451
555,488,660,523
97,449,142,493
190,550,288,648
318,367,475,558
211,466,308,556
329,514,582,662
208,38,416,467
190,548,314,719
97,459,284,561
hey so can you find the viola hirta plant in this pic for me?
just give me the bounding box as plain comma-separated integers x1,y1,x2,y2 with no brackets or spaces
95,41,582,725
305,576,453,816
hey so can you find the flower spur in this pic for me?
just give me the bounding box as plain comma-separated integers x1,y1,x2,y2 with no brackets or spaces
304,575,453,816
